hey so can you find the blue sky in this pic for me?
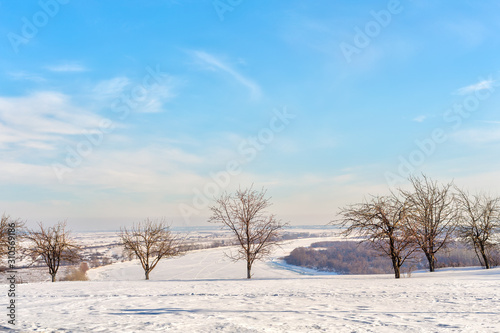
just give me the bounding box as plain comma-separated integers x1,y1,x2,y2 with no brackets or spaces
1,0,500,230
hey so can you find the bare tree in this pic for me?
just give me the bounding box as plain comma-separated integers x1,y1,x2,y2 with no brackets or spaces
400,175,458,272
208,186,287,279
337,195,417,278
0,214,25,259
26,221,81,282
455,189,500,269
119,218,182,280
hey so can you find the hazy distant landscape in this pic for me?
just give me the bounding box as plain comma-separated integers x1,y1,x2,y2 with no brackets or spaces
4,227,499,332
2,1,500,332
0,226,332,283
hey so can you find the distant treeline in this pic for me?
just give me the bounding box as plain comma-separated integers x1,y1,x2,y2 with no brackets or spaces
284,241,500,275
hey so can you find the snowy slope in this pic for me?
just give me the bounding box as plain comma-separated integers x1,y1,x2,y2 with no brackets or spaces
87,237,339,281
4,237,500,332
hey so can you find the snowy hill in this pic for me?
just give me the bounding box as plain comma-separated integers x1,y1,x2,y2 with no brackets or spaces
6,237,500,332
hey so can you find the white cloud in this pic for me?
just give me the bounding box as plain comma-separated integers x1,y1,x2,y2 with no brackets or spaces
0,144,205,190
192,51,262,100
92,76,176,113
67,147,204,188
0,92,106,151
413,115,427,123
93,77,131,100
8,71,46,82
137,83,176,113
455,79,495,95
0,133,208,191
453,126,500,144
0,161,55,185
45,63,88,72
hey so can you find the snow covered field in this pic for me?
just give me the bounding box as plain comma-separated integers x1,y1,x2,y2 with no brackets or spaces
3,237,500,332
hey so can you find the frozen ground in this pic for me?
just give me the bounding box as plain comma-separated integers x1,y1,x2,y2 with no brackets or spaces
2,236,500,332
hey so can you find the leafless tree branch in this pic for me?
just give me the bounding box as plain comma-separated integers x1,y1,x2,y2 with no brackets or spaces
335,194,418,278
26,221,81,282
119,218,183,280
208,186,287,279
455,188,500,269
0,214,25,261
399,175,458,272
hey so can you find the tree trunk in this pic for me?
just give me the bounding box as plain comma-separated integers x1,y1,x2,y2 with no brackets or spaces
145,271,150,280
393,264,401,279
51,274,56,282
426,253,435,272
481,250,490,269
483,255,490,269
390,253,401,279
247,261,252,279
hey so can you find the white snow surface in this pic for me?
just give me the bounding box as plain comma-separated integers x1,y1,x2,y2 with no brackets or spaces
4,237,500,332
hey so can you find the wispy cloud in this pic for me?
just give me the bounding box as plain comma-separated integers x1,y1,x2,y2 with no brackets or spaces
455,79,495,95
412,115,427,123
45,63,88,72
138,83,176,113
92,76,176,113
93,77,131,100
0,91,105,151
8,71,46,82
192,51,262,100
453,126,500,144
